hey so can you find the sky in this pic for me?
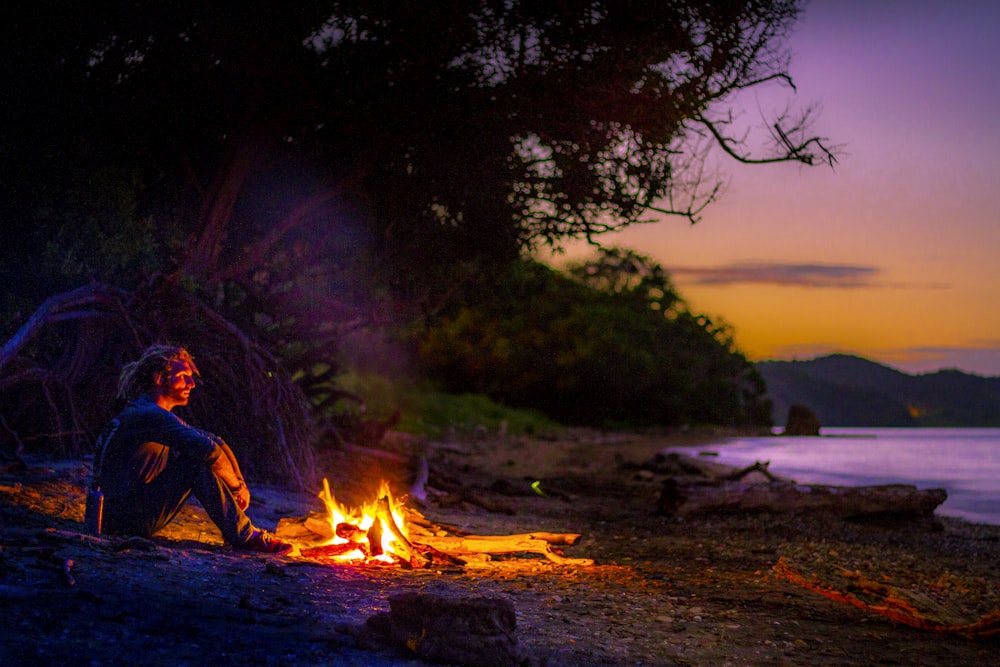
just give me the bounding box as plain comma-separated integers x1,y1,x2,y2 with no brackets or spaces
549,0,1000,377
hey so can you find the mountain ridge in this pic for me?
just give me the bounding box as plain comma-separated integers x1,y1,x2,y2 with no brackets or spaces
756,354,1000,427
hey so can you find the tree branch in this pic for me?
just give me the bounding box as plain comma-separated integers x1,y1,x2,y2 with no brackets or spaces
696,113,838,168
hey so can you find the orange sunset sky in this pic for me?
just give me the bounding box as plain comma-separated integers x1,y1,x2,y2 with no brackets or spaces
548,0,1000,376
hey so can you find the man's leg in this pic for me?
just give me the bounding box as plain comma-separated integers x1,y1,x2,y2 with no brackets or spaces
104,452,252,544
189,462,255,545
103,477,194,538
191,464,292,554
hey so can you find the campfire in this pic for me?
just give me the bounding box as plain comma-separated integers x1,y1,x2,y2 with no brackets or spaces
304,478,419,565
278,478,594,568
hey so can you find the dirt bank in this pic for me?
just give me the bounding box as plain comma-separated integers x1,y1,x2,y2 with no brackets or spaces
2,429,998,665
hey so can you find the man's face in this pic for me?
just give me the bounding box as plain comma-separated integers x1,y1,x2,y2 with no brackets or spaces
154,358,198,410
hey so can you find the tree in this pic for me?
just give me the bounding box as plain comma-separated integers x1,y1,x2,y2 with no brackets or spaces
4,1,832,292
417,250,772,427
1,1,819,469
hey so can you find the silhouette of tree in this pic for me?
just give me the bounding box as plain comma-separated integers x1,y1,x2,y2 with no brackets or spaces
1,1,819,468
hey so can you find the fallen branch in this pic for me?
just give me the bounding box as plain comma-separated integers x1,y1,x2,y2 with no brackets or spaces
774,558,1000,637
723,460,779,482
428,472,515,514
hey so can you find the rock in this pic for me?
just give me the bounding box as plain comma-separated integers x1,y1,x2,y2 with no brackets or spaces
359,592,523,667
784,404,821,436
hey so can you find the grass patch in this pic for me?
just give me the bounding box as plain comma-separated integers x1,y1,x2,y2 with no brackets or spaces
334,372,561,437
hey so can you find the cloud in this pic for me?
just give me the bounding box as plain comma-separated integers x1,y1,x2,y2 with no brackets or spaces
669,262,880,288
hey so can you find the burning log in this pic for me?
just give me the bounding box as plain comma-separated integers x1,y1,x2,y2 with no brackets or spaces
298,542,366,559
375,495,429,568
336,522,366,542
367,520,384,557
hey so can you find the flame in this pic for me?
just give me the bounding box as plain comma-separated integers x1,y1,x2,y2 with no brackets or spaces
317,477,407,563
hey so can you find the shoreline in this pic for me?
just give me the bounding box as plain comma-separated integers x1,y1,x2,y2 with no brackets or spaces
662,427,1000,528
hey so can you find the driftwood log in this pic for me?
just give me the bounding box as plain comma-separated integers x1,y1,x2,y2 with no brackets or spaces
412,533,592,566
652,452,947,520
660,481,947,519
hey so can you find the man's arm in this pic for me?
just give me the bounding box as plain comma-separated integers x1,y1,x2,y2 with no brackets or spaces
127,401,253,510
209,437,250,510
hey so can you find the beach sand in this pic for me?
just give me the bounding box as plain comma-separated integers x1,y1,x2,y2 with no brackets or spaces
2,427,998,665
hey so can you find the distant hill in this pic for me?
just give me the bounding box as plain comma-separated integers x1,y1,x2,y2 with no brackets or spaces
756,354,1000,427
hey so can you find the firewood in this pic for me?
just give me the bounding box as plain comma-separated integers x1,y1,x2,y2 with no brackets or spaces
431,531,582,546
410,543,470,567
337,522,366,542
376,496,430,568
298,542,366,559
279,501,593,567
413,534,593,566
367,520,384,557
401,511,469,537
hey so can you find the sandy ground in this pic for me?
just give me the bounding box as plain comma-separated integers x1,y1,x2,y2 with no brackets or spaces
2,427,998,666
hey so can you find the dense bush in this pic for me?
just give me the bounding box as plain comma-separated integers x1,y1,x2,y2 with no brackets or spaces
414,249,772,428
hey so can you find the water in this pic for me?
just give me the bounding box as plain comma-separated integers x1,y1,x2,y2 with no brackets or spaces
689,428,1000,526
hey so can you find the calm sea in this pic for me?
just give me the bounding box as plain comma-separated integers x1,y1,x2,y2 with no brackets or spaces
690,428,1000,526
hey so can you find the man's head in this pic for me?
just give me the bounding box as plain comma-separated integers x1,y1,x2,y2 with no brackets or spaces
118,345,201,409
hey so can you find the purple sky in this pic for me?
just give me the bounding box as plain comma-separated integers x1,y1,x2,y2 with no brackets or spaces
553,0,1000,376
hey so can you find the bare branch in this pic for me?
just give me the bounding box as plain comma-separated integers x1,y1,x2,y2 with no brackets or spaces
696,112,837,168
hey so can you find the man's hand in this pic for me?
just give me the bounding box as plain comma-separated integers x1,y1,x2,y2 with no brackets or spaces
233,482,251,511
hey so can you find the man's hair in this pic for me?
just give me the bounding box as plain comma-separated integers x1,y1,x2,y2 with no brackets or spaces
117,344,199,402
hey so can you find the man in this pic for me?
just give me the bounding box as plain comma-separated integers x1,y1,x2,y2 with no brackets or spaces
93,344,293,555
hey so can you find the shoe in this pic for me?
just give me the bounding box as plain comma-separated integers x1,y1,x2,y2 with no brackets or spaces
235,530,294,556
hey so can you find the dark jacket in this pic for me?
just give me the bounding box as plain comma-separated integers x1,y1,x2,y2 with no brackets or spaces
95,395,221,500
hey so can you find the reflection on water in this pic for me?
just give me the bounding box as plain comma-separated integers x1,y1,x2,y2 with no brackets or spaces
690,428,1000,526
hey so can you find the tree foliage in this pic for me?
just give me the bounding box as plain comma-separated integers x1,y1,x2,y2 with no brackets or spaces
416,249,772,427
0,2,823,471
3,1,830,297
